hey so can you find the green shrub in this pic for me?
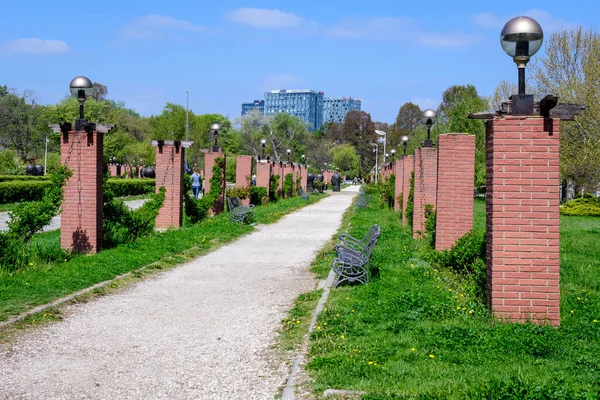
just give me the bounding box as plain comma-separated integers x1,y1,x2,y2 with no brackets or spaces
424,204,436,248
269,174,280,201
283,173,294,197
397,192,403,219
104,178,155,197
250,186,268,205
184,157,225,223
381,174,395,208
226,186,251,200
406,171,415,230
434,230,486,275
560,195,600,216
0,175,51,182
0,180,53,203
313,179,324,193
0,150,25,176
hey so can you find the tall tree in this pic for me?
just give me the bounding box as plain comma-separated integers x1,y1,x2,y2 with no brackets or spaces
342,110,377,177
329,144,359,176
91,82,108,101
530,27,600,192
391,102,422,146
488,80,518,112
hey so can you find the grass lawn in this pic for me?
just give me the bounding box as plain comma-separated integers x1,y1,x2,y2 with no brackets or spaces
305,187,600,399
0,193,326,323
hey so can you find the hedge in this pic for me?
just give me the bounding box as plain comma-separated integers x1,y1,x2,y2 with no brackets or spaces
560,196,600,216
0,175,51,182
0,179,156,204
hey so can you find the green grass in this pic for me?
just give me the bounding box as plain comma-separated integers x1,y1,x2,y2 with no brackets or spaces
278,289,323,352
306,187,600,399
0,193,327,323
0,202,20,212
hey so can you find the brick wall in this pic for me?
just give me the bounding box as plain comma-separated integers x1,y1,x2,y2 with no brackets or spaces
413,147,437,239
394,159,404,212
60,127,103,253
256,161,271,197
236,155,253,206
486,116,561,325
154,142,184,229
435,134,476,250
401,155,414,225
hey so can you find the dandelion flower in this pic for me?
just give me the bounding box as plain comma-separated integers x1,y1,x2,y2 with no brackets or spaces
345,297,349,301
351,310,355,313
436,286,440,289
429,354,435,359
29,262,33,266
594,320,598,323
324,322,327,326
354,349,358,352
456,306,461,310
317,326,321,330
577,297,581,301
411,348,415,352
340,334,345,339
468,310,474,315
570,310,574,314
368,361,373,365
336,313,340,317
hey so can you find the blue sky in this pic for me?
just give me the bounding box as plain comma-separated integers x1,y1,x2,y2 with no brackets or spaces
1,1,598,123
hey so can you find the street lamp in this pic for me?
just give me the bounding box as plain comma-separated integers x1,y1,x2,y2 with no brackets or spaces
501,16,544,115
69,76,93,130
370,142,379,183
210,122,221,152
385,153,389,164
301,154,306,165
260,138,267,161
401,136,409,156
390,149,396,162
44,137,50,176
375,130,387,167
422,109,436,148
286,148,292,164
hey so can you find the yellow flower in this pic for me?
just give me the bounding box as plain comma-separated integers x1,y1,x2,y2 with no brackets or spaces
29,262,33,266
368,361,373,365
593,320,598,323
345,297,349,301
353,349,358,352
411,348,416,352
324,308,327,312
351,310,355,313
336,313,340,317
448,288,452,292
456,306,461,310
429,354,435,359
317,326,321,330
468,310,474,315
295,320,300,324
341,335,345,339
462,307,467,311
459,294,464,297
323,322,327,326
570,310,574,314
577,297,581,301
25,282,29,285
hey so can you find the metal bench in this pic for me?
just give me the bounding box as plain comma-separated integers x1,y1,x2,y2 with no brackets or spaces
332,224,380,287
227,197,254,223
356,193,370,208
299,188,310,200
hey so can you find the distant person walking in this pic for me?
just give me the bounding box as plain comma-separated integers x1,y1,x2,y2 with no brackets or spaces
191,168,202,199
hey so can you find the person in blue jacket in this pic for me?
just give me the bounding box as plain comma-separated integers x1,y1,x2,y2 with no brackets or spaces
191,168,202,198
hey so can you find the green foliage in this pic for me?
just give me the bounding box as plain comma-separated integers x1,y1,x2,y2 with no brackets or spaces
104,179,156,197
249,186,268,205
0,150,26,175
283,173,294,197
102,187,166,249
184,157,224,223
226,186,251,200
406,171,415,230
313,179,324,193
329,144,359,176
0,167,71,271
433,230,486,276
380,174,395,209
269,174,280,201
397,192,403,219
0,175,51,182
0,180,53,203
560,195,600,216
424,204,436,248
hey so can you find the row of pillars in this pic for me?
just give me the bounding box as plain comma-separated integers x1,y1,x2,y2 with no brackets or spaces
380,117,560,325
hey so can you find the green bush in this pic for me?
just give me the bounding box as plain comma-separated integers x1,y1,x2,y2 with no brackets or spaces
0,175,51,182
424,204,436,248
406,171,415,230
269,174,280,202
283,173,294,198
184,157,225,223
250,186,268,205
380,174,395,208
226,186,251,200
560,195,600,216
433,230,486,276
0,180,53,203
104,179,156,197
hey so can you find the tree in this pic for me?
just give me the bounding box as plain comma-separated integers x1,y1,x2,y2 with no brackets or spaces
530,27,600,193
91,82,108,101
390,102,422,146
329,144,359,176
342,110,377,177
488,80,517,112
0,89,50,162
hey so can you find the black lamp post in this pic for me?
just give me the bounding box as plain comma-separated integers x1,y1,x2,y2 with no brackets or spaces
286,148,292,164
390,149,396,163
402,136,409,156
260,138,266,162
210,122,221,152
301,154,306,165
69,76,93,131
385,153,389,164
422,109,436,148
500,16,544,115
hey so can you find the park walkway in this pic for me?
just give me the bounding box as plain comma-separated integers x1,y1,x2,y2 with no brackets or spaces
0,188,358,399
0,199,148,232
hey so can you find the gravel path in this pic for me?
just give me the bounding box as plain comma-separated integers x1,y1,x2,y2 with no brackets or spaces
0,199,148,232
0,190,357,399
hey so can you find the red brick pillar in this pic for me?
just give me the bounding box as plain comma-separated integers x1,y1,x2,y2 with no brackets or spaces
274,162,284,196
236,155,253,206
108,164,117,177
486,117,560,325
435,134,476,250
256,161,271,202
402,155,414,225
204,151,226,214
394,159,404,212
59,123,104,253
152,140,192,229
413,147,437,238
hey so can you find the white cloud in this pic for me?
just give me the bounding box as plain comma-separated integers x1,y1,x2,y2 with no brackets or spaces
325,17,412,39
120,15,205,39
228,8,304,29
3,38,69,55
472,9,571,32
417,31,484,48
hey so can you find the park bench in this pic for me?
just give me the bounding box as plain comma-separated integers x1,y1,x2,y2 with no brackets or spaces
227,197,254,223
356,193,370,208
299,188,310,200
331,224,380,287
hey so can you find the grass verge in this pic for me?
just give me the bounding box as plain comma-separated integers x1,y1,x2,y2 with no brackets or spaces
0,193,327,325
306,186,600,399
